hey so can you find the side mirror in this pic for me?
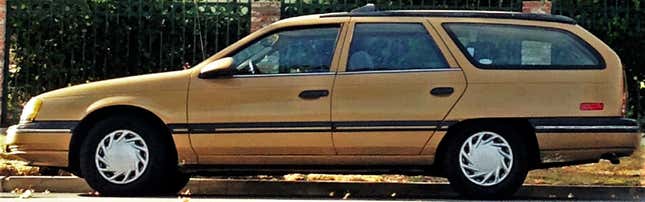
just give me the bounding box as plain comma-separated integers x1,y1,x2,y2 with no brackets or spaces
198,57,235,79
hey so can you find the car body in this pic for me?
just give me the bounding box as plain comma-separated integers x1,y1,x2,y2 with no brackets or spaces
3,7,640,198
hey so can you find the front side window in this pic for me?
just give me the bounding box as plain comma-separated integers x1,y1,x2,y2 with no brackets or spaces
347,23,449,72
231,26,339,75
443,23,603,69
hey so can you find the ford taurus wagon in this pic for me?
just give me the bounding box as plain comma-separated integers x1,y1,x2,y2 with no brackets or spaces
3,6,640,198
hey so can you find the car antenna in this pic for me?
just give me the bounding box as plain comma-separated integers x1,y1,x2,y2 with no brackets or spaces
351,3,377,13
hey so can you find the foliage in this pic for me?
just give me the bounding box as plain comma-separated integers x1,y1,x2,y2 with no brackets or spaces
6,0,251,124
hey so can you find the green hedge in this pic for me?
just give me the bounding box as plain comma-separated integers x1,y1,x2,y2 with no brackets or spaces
5,0,251,124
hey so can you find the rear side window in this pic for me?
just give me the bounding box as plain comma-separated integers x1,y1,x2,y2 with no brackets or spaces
347,23,449,72
443,23,604,69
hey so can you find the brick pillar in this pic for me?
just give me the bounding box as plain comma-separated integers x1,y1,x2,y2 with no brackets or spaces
251,1,281,33
522,1,552,14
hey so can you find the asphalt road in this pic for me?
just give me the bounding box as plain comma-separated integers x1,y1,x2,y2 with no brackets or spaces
0,186,642,202
0,193,574,202
0,194,454,202
4,194,400,202
3,194,395,202
2,177,644,201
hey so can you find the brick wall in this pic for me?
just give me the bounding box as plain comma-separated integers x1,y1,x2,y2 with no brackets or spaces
251,1,280,33
522,1,552,14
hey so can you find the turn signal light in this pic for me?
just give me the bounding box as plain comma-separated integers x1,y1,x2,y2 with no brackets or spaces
580,103,604,111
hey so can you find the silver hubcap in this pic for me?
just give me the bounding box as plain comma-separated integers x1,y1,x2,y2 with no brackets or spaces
459,131,513,186
95,130,149,184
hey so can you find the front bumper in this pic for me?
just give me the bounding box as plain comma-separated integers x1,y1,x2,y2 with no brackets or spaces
3,123,73,167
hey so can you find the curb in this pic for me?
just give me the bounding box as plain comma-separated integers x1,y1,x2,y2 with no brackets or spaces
1,176,91,193
1,176,643,200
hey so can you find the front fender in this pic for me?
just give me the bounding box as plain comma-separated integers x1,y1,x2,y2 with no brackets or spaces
85,96,174,124
36,92,186,125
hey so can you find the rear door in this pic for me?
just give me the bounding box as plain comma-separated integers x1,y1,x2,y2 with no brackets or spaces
331,17,466,155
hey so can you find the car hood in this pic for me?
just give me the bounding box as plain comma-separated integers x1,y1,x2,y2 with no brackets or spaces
37,70,192,99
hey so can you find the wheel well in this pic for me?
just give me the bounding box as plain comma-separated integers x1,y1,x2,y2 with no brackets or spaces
434,118,541,174
68,105,176,177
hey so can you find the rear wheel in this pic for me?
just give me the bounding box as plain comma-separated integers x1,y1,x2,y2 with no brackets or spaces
442,124,529,199
79,116,188,196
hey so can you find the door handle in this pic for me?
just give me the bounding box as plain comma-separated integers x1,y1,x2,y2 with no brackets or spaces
299,90,329,100
431,87,454,96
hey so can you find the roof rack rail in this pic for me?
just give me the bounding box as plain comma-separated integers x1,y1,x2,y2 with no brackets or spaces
350,3,376,13
322,7,577,25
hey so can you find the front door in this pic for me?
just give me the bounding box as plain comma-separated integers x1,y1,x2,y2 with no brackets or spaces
331,18,466,155
187,25,343,162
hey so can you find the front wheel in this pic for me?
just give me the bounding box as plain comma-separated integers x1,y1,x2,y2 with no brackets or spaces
442,125,529,199
79,116,188,196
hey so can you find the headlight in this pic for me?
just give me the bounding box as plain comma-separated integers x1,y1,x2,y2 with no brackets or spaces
19,98,43,123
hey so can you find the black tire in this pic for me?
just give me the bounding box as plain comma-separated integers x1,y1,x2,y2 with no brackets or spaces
441,124,529,199
79,115,188,196
164,171,190,193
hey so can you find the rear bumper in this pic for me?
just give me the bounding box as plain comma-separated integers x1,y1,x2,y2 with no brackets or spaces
3,123,73,167
530,117,640,166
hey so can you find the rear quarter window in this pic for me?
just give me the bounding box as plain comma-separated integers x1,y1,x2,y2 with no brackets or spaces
443,23,604,69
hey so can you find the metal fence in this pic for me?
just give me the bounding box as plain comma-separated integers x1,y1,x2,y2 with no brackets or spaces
3,0,252,125
281,0,524,18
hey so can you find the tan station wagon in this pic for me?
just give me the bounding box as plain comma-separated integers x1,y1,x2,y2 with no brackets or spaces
3,5,640,198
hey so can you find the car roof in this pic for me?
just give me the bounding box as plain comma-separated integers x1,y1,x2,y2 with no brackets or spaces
318,10,577,25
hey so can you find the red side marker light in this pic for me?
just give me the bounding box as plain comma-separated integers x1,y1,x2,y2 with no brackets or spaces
580,103,604,111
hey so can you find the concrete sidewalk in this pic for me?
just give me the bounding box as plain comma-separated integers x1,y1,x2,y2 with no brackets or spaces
0,176,643,200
